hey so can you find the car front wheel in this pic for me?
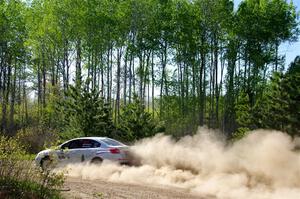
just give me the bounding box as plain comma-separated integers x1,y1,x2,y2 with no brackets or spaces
41,157,52,170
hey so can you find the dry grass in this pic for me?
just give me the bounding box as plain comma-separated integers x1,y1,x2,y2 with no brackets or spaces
0,135,64,199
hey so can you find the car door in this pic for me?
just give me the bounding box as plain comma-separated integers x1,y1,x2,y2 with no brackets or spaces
79,139,101,162
56,142,68,163
58,139,83,164
67,139,84,163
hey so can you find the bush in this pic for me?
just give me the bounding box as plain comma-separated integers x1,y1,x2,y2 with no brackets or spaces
0,136,64,199
118,95,161,141
58,83,115,139
16,127,59,154
231,127,250,141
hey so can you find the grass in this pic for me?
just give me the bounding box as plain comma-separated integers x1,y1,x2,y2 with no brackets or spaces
93,192,105,199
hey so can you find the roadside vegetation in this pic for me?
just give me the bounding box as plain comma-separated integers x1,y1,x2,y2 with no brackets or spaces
0,136,64,198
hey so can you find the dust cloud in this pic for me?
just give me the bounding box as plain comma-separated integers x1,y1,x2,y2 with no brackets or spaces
62,128,300,199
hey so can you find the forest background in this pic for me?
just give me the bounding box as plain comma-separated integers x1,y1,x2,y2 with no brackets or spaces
0,0,300,152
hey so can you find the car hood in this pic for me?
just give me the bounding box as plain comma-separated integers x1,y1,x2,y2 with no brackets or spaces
36,149,55,157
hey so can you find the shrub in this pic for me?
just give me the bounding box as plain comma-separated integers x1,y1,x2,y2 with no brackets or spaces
118,95,161,141
231,127,250,141
16,127,59,154
0,136,64,199
58,83,115,139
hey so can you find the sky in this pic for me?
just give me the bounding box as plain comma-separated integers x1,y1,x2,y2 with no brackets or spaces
234,0,300,67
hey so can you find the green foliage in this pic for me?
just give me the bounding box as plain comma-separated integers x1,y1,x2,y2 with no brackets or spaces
237,0,298,43
16,126,59,154
0,136,64,199
231,127,250,141
252,56,300,136
118,95,159,141
235,92,252,128
158,95,200,137
58,82,115,139
0,135,26,159
0,0,299,142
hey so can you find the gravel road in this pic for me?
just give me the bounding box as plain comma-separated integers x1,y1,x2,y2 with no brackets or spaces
62,177,210,199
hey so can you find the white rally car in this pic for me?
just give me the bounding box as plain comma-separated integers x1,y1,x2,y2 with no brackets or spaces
35,137,130,168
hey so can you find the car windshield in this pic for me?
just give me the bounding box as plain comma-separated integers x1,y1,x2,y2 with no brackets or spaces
102,138,124,146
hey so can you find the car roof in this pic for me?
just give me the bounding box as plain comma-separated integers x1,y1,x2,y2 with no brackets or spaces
68,137,109,141
60,137,127,147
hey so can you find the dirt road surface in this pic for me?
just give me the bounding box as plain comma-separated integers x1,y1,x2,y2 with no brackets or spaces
62,177,210,199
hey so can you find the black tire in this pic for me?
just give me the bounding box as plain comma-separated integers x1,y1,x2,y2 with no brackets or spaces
41,157,52,170
91,157,103,165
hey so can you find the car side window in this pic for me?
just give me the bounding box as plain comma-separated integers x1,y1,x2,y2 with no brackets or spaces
92,140,101,148
68,140,82,149
102,138,123,146
81,139,101,148
61,139,101,149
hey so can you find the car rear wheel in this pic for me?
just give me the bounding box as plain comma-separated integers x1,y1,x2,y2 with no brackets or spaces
91,157,103,165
